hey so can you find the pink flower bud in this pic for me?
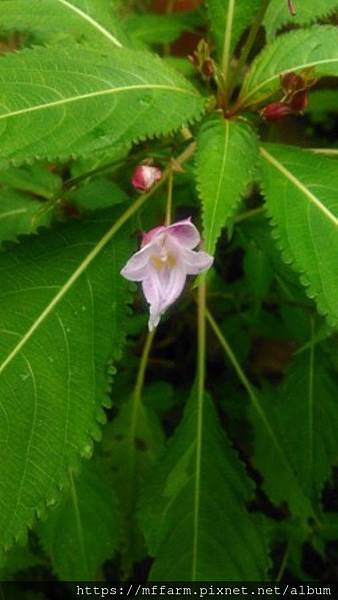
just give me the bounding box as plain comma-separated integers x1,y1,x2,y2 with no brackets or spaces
132,165,162,192
260,102,293,121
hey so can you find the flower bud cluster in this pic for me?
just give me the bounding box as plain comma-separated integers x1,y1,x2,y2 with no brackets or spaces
261,69,316,122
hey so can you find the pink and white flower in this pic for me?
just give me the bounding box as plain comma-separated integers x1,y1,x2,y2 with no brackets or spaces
121,218,213,331
131,165,162,192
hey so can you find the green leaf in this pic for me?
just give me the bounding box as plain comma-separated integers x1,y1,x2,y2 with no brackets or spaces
265,0,338,41
0,164,62,201
66,179,128,212
0,46,205,166
103,388,165,570
0,0,126,49
250,348,338,513
307,89,338,114
259,143,338,327
0,542,43,580
206,0,261,61
196,116,258,254
38,460,121,580
0,208,133,550
125,12,200,46
140,393,269,580
243,242,273,299
239,27,338,107
0,190,51,245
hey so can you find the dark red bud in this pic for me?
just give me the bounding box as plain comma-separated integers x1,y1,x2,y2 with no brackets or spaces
202,59,214,78
288,0,296,16
260,102,292,121
281,71,304,94
289,89,308,113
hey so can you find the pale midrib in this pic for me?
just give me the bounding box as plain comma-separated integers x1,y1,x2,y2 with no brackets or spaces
221,0,235,80
55,0,122,47
0,220,119,375
0,84,197,122
191,407,203,581
207,121,230,253
242,57,338,106
0,208,27,220
260,147,338,226
308,325,315,488
69,469,89,575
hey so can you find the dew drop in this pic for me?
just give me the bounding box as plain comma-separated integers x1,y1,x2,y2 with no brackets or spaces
20,373,30,381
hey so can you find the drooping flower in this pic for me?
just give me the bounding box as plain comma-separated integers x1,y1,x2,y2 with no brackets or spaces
260,101,293,121
131,165,162,192
121,218,213,331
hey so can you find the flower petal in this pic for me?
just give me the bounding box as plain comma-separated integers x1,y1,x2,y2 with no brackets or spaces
166,217,200,249
142,272,162,331
142,264,187,330
160,263,187,312
120,244,153,281
182,248,214,275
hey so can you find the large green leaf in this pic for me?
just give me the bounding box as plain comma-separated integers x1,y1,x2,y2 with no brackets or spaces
206,0,261,62
264,0,338,41
196,115,258,254
140,393,269,580
259,143,338,327
0,46,205,166
250,348,338,514
0,208,133,550
0,0,126,49
38,460,121,580
239,27,338,108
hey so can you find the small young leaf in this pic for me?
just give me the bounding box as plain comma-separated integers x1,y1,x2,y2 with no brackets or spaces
259,143,338,327
0,164,62,201
196,115,258,254
0,190,51,244
38,460,121,580
0,208,133,551
0,46,205,166
207,0,262,61
239,27,338,108
265,0,338,41
140,393,269,580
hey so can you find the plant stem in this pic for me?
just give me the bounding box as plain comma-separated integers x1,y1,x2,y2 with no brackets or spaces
206,308,255,401
227,0,272,107
221,0,236,86
165,169,174,225
192,274,207,581
132,330,156,408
